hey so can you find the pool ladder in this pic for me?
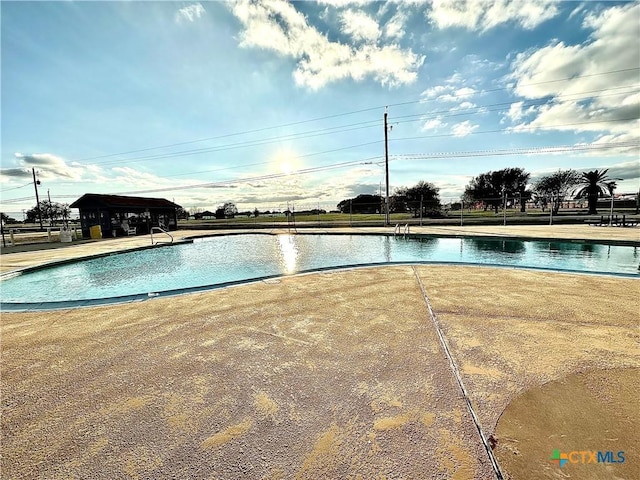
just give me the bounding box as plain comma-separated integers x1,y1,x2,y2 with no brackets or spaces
151,227,173,245
394,223,410,238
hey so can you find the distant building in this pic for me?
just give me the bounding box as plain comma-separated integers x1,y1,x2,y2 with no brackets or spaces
193,210,216,220
70,193,181,238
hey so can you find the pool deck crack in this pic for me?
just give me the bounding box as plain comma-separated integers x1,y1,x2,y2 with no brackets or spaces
244,327,311,346
411,265,505,480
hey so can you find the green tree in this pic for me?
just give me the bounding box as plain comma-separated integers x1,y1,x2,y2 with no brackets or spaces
1,213,18,224
25,206,39,223
223,202,238,218
465,168,530,213
534,169,581,214
389,188,408,213
502,168,531,212
337,194,382,214
25,201,70,225
189,207,203,217
574,169,611,214
175,207,189,220
403,181,441,217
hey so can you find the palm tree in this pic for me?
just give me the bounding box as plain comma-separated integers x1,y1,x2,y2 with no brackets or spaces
574,169,611,214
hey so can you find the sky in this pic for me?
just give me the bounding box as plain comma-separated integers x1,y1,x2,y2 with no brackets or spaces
1,0,639,217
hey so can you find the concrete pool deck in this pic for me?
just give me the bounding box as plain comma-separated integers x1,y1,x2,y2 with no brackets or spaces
1,226,639,479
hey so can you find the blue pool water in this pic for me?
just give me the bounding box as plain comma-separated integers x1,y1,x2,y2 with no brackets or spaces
1,234,638,306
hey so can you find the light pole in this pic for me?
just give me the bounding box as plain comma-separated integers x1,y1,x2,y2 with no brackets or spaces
384,107,390,226
608,178,623,226
47,188,53,227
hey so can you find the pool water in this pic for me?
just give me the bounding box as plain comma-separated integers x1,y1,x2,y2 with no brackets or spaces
1,234,638,305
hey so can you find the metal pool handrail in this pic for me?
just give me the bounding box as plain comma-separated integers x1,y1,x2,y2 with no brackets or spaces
151,227,173,245
393,224,410,237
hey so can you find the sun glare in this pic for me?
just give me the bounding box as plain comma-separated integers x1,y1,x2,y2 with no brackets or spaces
275,150,299,175
278,234,298,273
280,161,293,175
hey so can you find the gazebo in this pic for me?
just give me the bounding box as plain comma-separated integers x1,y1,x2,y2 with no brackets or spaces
70,193,181,238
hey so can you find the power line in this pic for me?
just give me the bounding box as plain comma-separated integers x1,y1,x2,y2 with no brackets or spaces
72,108,384,163
387,67,640,109
59,67,640,166
71,84,639,170
2,139,635,206
113,156,384,196
88,122,382,167
390,117,640,143
0,195,35,204
161,140,384,179
390,141,639,161
99,140,640,197
0,181,33,192
2,113,634,202
392,84,640,124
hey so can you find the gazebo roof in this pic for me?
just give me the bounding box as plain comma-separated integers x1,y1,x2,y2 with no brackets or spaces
70,194,181,210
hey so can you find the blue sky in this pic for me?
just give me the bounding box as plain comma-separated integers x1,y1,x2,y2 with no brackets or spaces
1,0,639,216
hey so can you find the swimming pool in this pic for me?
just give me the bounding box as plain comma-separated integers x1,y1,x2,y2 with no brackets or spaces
1,234,638,309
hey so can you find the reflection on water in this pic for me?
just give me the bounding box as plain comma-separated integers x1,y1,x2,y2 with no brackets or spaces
278,234,298,273
2,233,638,304
534,242,600,255
467,238,526,255
383,236,391,263
73,244,183,290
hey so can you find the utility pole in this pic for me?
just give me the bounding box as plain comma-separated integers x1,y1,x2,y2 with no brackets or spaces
47,188,52,227
384,107,390,226
32,168,43,230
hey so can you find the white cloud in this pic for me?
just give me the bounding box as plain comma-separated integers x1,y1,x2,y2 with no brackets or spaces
339,9,380,42
384,10,407,39
11,153,87,180
420,85,449,100
452,120,479,137
421,118,447,131
509,2,640,146
606,160,640,181
175,3,205,24
568,4,585,21
316,0,371,7
421,81,477,104
455,87,476,99
428,0,559,32
506,101,525,122
111,167,173,189
438,86,477,102
229,0,424,90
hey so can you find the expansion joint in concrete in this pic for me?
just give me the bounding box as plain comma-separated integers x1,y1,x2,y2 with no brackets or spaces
411,266,505,480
